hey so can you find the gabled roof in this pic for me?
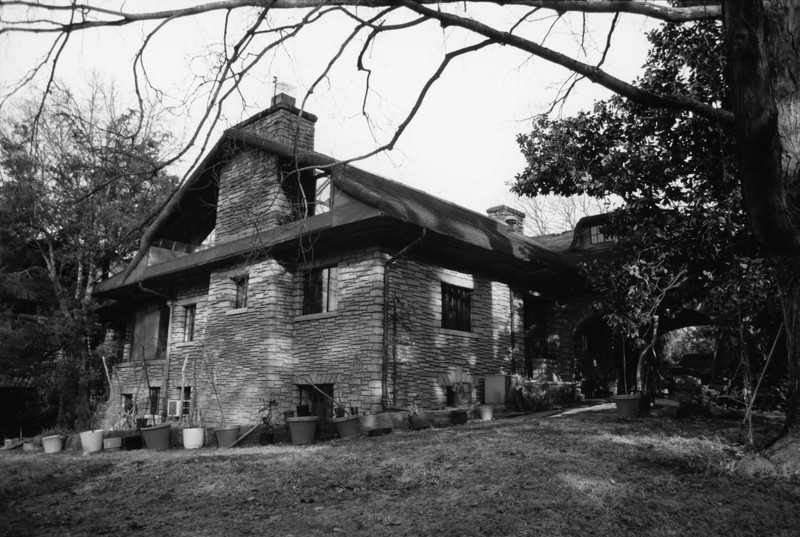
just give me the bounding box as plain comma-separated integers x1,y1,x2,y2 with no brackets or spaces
95,129,576,298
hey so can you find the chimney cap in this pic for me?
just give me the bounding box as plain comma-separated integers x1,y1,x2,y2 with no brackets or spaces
486,205,526,219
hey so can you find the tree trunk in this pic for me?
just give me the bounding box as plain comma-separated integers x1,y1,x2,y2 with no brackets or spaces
774,258,800,436
725,1,800,445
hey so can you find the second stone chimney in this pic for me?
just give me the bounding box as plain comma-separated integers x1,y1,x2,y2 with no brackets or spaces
487,205,526,234
235,90,318,151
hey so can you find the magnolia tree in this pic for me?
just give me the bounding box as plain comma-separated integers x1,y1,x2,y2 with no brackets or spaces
1,1,798,458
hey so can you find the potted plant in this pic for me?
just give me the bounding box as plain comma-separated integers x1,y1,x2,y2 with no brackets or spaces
613,392,642,418
259,399,280,445
408,403,431,430
476,403,494,421
39,426,70,454
180,362,205,449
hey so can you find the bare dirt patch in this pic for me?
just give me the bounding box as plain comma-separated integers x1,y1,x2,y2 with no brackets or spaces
2,408,798,537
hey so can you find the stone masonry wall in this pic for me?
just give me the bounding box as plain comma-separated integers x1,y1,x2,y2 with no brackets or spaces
292,249,385,414
214,150,291,242
241,106,315,151
386,255,525,409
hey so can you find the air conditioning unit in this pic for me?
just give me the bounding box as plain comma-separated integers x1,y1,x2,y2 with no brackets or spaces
167,399,185,418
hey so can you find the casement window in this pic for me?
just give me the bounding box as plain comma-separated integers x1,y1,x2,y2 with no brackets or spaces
302,267,338,315
441,283,472,332
183,304,196,342
233,274,249,309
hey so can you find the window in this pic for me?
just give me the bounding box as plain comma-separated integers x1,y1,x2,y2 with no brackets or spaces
298,384,334,419
183,304,196,342
148,387,161,415
442,283,471,332
302,267,338,315
589,225,610,245
122,394,134,415
233,275,248,309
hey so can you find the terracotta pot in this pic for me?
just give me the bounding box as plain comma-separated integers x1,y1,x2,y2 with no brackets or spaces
409,414,431,430
614,394,641,418
141,422,171,450
79,430,104,454
215,426,240,448
287,416,318,445
451,409,468,425
333,415,361,440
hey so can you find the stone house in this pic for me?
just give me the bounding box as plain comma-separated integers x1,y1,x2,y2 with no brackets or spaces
93,93,617,428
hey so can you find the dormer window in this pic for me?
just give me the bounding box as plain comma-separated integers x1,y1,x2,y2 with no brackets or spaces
589,226,610,245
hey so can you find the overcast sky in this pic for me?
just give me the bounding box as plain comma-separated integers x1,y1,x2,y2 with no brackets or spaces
0,3,658,216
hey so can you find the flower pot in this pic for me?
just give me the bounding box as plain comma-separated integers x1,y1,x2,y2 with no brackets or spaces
333,415,361,440
41,435,63,454
23,441,37,452
477,404,494,421
103,437,122,450
451,409,468,425
259,431,275,445
215,426,240,448
409,414,431,430
141,422,171,450
183,427,205,449
123,435,143,450
80,430,104,454
286,416,318,445
614,394,641,419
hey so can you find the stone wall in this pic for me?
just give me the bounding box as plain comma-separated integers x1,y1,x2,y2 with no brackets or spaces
386,255,525,409
292,249,385,414
214,150,289,242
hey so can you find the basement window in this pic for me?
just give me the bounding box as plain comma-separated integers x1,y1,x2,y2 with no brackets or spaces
302,267,338,315
298,384,334,419
441,283,471,332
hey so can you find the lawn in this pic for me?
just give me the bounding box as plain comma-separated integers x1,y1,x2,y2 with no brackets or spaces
1,407,798,537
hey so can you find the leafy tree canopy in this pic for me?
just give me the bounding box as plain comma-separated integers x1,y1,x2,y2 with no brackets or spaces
512,20,781,373
0,82,180,428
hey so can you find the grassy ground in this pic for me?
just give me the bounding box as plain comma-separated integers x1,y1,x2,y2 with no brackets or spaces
2,407,799,537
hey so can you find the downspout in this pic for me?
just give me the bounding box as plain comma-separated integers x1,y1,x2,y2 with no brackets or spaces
139,283,175,422
382,229,427,409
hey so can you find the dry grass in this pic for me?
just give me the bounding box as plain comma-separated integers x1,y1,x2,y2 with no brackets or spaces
2,408,799,537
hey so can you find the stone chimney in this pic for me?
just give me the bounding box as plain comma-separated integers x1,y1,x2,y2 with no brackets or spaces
486,205,526,234
235,91,318,151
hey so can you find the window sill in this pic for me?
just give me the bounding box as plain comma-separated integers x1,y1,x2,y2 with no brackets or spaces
175,341,200,349
436,327,479,339
226,307,249,316
116,359,166,369
294,311,339,323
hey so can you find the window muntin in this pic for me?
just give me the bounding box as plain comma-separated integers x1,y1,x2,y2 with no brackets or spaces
183,304,196,342
302,267,338,315
589,225,610,245
233,275,248,309
441,283,471,332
